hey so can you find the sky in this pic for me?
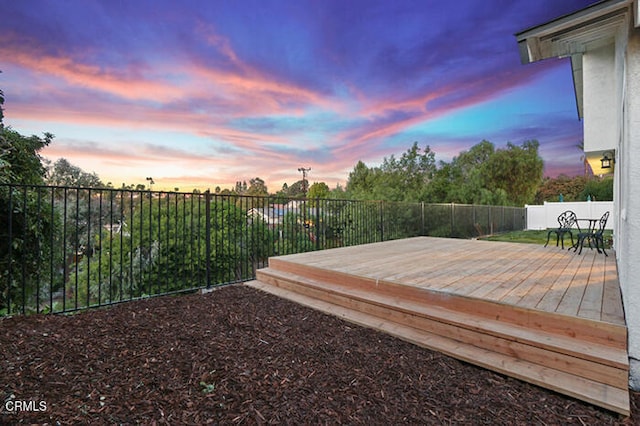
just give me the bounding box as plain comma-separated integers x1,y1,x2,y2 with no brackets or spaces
1,0,598,192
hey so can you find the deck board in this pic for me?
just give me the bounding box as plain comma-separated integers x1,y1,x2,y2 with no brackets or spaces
579,257,606,320
500,250,563,306
535,251,585,313
556,253,594,317
603,260,625,323
273,236,625,325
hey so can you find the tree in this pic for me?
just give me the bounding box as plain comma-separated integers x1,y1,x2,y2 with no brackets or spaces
284,180,307,198
246,177,268,196
0,74,4,125
535,175,589,203
0,86,58,313
234,181,248,194
345,160,379,200
0,71,6,153
47,158,104,188
330,183,346,199
437,140,497,204
580,176,613,201
69,193,276,308
346,143,436,202
308,182,331,199
379,142,436,202
347,139,542,206
0,83,6,183
424,161,454,203
0,128,52,185
482,140,543,206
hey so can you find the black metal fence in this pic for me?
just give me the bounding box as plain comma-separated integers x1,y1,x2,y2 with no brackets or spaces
0,184,525,315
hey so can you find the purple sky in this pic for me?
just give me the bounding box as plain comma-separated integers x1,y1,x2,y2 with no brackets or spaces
1,0,596,191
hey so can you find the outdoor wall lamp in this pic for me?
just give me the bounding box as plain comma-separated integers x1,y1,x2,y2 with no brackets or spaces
600,151,614,169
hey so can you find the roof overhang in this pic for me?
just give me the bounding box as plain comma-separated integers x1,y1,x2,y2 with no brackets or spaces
515,0,631,63
515,0,634,119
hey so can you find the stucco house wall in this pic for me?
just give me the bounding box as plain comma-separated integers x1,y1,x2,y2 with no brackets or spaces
516,0,640,389
620,21,640,388
583,45,618,154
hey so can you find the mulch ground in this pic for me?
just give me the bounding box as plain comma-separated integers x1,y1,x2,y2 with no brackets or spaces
1,285,638,425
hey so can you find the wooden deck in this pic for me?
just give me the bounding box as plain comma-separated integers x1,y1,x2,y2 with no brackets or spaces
247,236,629,415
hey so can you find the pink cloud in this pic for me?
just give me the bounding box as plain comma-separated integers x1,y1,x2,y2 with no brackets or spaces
2,14,581,192
0,35,184,103
2,28,339,122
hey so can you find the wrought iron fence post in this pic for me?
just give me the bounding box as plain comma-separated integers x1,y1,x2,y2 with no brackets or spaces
489,206,493,235
7,186,13,314
205,190,211,289
450,202,454,237
519,207,524,230
315,198,320,251
473,204,476,231
379,200,384,241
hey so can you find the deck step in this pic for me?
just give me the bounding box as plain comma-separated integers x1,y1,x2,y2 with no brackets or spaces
250,265,630,416
257,268,627,368
267,258,628,350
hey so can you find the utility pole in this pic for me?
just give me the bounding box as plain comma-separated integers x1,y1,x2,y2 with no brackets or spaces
297,167,310,197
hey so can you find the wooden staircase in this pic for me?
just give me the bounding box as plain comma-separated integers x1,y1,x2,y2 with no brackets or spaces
248,252,630,415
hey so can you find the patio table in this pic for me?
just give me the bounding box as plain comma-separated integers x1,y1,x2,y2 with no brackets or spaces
572,215,608,255
570,218,597,249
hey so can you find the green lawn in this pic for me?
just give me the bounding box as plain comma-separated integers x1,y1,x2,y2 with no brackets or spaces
480,229,613,248
480,230,550,244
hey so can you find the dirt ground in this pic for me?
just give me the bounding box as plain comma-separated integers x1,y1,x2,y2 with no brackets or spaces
1,285,638,425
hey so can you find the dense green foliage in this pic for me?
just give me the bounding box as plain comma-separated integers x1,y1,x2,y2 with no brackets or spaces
535,175,613,203
345,140,544,206
202,140,599,208
0,128,52,185
47,158,104,188
580,177,613,201
346,142,437,202
307,182,331,200
0,97,57,312
67,194,276,308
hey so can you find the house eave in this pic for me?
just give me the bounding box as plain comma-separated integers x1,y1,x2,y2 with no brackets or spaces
516,0,631,64
515,0,634,119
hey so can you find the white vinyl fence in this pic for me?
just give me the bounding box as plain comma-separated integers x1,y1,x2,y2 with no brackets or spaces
526,201,614,231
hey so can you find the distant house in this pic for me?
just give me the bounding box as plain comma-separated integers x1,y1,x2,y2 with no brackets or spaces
247,205,287,228
103,219,130,237
516,0,640,388
284,199,304,211
247,199,319,230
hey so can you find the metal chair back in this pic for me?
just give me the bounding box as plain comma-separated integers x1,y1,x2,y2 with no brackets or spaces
596,211,609,235
557,210,577,230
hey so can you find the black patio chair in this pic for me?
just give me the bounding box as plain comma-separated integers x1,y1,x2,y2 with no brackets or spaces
544,210,577,249
575,211,609,256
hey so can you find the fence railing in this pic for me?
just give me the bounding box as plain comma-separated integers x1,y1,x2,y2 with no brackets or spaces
0,184,525,315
